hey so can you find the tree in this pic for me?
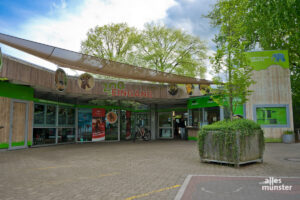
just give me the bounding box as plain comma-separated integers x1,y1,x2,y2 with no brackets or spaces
81,23,139,63
245,0,300,128
81,23,208,79
207,0,254,120
135,23,207,78
208,0,300,126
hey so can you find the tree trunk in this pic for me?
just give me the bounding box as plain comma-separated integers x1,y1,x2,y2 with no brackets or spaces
228,51,233,121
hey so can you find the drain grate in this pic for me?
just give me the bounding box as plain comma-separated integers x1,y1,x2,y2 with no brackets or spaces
284,157,300,162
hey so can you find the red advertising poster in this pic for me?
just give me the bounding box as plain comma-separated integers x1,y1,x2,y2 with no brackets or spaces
92,108,105,141
126,111,131,140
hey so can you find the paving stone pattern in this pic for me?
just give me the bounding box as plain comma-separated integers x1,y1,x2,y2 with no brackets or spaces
0,141,299,200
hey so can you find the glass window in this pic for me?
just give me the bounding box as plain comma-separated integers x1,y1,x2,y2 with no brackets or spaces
67,108,75,125
58,128,75,143
136,113,149,128
131,112,136,136
34,104,45,125
204,107,220,125
105,109,118,141
120,110,133,140
159,128,172,138
158,112,172,138
46,105,56,125
159,113,172,127
33,128,56,145
33,104,76,146
78,109,92,142
192,109,199,127
58,107,67,125
256,107,287,125
120,110,126,139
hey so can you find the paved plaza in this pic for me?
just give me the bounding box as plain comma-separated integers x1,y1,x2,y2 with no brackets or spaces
0,141,299,200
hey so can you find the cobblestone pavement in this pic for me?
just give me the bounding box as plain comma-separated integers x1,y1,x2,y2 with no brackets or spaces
0,141,299,200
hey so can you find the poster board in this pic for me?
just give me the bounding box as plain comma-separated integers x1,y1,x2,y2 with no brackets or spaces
92,108,105,141
78,109,92,142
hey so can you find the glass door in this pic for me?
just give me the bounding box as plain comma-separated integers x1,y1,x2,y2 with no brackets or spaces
120,110,133,140
158,112,173,139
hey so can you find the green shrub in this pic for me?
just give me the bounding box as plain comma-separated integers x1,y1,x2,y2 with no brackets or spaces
283,130,294,135
264,138,282,143
201,118,261,131
198,119,265,164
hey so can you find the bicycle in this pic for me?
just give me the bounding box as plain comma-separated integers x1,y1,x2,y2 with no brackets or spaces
133,126,151,142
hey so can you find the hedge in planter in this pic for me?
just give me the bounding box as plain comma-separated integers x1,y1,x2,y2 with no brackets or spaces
198,119,265,167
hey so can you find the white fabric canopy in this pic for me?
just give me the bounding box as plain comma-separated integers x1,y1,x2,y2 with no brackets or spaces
0,33,212,84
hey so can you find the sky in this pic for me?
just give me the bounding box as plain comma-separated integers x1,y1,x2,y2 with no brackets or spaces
0,0,217,78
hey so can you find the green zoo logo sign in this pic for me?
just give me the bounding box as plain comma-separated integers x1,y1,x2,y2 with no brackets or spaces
245,50,289,70
103,81,153,98
103,81,125,95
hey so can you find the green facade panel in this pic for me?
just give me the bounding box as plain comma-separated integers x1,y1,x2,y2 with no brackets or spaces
187,96,218,109
0,81,34,100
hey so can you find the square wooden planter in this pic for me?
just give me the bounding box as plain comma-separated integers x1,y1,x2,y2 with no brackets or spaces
199,130,264,167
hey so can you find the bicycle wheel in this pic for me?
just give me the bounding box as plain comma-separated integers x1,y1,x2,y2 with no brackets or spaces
133,132,138,142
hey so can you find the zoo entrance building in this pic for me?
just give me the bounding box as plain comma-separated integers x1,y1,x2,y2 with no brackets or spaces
0,33,294,150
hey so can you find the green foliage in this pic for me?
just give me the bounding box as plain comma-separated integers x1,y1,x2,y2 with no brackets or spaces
202,118,261,131
198,119,265,164
0,141,32,149
208,0,300,127
81,23,208,78
207,0,255,120
245,0,300,129
188,136,197,141
81,23,139,63
264,138,282,143
135,23,207,78
0,77,8,81
283,130,294,135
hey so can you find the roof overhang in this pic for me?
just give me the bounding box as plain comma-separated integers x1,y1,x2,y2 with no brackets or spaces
0,33,212,85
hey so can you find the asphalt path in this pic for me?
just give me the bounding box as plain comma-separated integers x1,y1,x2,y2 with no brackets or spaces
175,175,300,200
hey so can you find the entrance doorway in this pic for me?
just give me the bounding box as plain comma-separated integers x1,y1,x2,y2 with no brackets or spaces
173,111,188,139
9,100,29,150
158,112,173,139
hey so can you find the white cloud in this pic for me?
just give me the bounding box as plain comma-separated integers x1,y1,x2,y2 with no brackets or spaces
172,18,194,34
52,0,67,10
11,0,177,51
1,0,176,75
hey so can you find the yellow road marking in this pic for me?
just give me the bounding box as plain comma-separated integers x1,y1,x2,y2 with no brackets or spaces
97,172,120,177
124,185,181,200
